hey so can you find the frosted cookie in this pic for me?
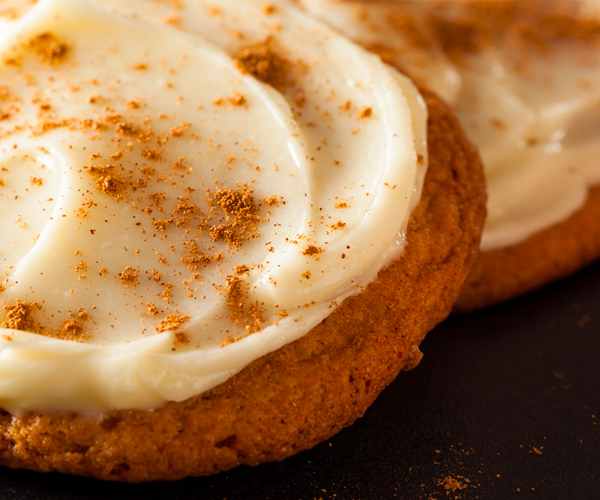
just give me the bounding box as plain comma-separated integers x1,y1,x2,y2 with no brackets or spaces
0,0,485,481
302,0,600,311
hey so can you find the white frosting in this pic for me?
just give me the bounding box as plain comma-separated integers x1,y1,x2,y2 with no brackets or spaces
0,0,427,412
302,0,600,251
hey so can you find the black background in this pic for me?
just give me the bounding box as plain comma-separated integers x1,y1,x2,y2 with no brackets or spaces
1,260,599,500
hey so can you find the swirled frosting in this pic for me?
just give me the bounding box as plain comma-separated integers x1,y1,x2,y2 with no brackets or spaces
0,0,426,412
302,0,600,251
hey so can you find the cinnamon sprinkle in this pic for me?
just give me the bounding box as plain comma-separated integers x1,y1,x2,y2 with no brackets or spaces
356,106,372,119
146,303,159,316
234,37,290,92
208,185,261,249
118,266,139,287
60,318,85,339
223,274,266,334
156,314,191,333
1,299,40,333
302,245,324,256
85,164,126,197
27,32,69,64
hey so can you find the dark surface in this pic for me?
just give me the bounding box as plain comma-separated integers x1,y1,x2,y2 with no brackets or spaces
1,261,599,500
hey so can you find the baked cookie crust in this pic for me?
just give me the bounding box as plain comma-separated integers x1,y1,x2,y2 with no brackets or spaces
0,90,486,482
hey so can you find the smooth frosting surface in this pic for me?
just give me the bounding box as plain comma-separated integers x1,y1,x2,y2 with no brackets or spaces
302,0,600,250
0,0,426,412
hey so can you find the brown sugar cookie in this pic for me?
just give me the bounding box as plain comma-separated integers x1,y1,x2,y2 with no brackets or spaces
0,89,486,482
303,0,600,312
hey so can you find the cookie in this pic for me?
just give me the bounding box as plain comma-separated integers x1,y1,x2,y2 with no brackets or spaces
303,0,600,311
0,0,485,481
0,87,485,482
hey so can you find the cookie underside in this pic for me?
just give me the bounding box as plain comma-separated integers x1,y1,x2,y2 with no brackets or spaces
0,90,486,482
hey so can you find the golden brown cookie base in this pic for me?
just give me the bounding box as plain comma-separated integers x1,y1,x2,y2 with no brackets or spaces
0,90,486,482
456,186,600,313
